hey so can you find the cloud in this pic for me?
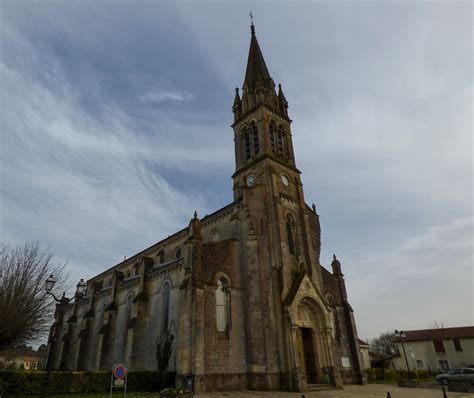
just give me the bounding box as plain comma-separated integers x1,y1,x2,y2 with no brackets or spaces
347,216,473,339
1,1,471,343
138,89,193,104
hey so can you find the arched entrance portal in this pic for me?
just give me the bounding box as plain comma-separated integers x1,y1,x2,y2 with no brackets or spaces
293,297,332,387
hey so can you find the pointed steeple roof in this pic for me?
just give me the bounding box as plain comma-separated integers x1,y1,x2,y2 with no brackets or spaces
243,24,274,91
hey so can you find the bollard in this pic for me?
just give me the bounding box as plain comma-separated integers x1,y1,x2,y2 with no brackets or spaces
442,386,447,398
387,393,391,398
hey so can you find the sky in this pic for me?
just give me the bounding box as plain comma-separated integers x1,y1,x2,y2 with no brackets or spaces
0,1,472,342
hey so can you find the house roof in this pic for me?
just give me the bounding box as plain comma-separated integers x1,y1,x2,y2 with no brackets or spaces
401,326,474,341
358,338,369,347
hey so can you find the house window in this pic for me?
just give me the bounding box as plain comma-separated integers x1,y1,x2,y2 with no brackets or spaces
416,360,423,369
453,338,462,352
438,360,449,371
161,282,170,333
433,339,445,353
215,278,230,332
175,248,182,259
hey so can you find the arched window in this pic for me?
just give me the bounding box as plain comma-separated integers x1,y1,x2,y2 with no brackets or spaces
175,248,182,259
251,123,259,155
210,229,219,242
95,301,107,334
270,122,277,153
161,282,170,333
244,130,251,161
286,214,299,256
157,250,164,264
215,278,230,332
277,129,287,159
126,270,131,278
327,295,341,341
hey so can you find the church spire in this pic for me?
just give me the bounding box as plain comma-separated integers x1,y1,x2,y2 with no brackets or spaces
243,22,275,94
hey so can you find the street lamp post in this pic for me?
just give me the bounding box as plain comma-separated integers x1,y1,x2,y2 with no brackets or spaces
395,329,412,381
42,275,86,398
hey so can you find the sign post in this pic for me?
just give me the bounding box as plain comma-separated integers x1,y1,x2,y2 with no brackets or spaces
110,363,127,398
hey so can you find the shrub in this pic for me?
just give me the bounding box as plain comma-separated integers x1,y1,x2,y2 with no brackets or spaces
0,370,176,395
365,368,431,381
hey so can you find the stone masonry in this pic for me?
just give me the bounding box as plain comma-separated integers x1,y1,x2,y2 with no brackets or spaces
46,23,366,393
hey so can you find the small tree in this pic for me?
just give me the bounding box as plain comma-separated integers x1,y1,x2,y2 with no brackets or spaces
369,331,399,356
156,330,174,371
0,242,69,350
429,320,446,329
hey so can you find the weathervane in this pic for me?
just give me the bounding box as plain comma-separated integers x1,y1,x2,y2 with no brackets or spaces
249,11,254,27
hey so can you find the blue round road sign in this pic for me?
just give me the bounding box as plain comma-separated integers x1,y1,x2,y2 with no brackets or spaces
113,364,126,380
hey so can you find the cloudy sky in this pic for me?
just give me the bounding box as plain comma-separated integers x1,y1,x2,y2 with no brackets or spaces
1,1,472,341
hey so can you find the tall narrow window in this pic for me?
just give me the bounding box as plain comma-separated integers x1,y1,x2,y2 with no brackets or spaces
175,248,182,259
157,250,164,264
277,131,284,157
270,122,277,153
215,279,229,332
244,130,251,160
161,282,170,333
327,296,341,341
123,295,133,347
286,214,298,255
251,123,259,155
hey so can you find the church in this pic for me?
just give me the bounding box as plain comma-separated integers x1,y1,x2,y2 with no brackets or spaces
46,23,366,392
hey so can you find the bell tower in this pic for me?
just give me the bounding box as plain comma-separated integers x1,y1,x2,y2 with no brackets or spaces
232,22,322,292
232,23,300,200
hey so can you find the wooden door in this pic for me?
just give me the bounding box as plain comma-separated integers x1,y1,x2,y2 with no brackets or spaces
301,328,318,383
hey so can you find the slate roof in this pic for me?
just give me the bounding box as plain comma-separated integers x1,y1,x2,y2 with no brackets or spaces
243,25,274,91
402,326,474,341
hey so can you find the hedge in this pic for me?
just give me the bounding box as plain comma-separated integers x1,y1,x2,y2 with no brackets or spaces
0,370,175,395
365,368,431,381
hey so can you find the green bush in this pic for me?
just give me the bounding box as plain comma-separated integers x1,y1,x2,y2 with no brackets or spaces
0,370,175,395
365,368,431,381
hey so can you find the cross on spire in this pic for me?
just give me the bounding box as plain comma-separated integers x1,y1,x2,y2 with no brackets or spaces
249,11,255,34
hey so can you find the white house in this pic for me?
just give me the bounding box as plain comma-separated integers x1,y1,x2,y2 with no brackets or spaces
392,326,474,372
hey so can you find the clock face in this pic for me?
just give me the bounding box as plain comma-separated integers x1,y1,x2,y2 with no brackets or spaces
246,175,255,187
281,175,289,186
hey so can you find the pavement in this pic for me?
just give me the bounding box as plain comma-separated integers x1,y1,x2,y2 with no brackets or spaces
194,384,474,398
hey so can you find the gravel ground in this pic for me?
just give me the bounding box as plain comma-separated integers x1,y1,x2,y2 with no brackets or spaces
195,384,474,398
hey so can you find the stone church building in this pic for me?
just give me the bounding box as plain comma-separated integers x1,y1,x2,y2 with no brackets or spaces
46,24,366,392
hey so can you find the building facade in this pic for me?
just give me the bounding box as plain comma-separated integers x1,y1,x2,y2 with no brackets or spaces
391,327,474,372
46,25,366,392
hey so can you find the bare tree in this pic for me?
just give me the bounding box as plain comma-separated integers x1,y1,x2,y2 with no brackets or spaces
369,331,400,356
0,242,69,350
429,320,446,329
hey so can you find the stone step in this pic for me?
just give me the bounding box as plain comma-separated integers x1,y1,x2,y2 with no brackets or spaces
307,383,332,392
